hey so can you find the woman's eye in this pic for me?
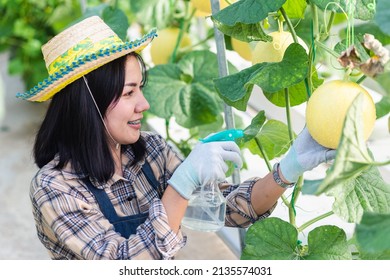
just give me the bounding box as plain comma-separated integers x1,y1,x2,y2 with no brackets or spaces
123,91,133,97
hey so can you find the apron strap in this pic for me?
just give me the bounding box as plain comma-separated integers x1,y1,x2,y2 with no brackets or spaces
83,179,119,222
84,160,160,221
83,161,161,234
141,160,161,196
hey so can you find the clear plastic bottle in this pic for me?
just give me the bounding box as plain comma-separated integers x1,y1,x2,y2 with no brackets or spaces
182,181,226,232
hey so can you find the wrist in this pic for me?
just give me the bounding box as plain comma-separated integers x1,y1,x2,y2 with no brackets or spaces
272,163,295,189
279,146,303,183
278,165,293,184
168,161,199,200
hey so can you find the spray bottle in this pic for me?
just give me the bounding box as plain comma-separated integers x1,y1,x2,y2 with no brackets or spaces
181,129,244,232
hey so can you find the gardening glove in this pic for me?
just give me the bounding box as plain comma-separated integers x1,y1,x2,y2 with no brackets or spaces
279,127,336,183
168,141,243,199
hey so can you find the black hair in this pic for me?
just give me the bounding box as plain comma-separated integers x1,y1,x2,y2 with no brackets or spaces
33,52,147,182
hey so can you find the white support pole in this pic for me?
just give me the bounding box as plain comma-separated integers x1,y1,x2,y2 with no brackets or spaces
210,0,246,256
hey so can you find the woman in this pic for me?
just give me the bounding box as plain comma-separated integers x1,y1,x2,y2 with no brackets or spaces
17,16,335,260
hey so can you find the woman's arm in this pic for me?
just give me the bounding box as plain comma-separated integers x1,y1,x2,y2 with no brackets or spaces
250,171,286,216
161,186,188,232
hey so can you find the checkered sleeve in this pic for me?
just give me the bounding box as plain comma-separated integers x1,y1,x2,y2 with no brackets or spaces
148,198,187,259
223,177,277,228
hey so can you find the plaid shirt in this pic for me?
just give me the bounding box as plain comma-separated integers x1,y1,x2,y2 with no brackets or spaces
30,132,275,260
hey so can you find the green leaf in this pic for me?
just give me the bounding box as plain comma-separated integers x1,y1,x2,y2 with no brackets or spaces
263,81,308,107
241,217,299,260
214,43,308,111
21,38,42,57
359,249,390,260
376,72,390,93
83,4,109,20
263,66,323,107
210,0,288,42
131,0,170,25
355,0,377,20
244,120,292,160
329,164,390,223
129,0,172,29
144,50,236,128
303,226,352,260
102,7,129,41
249,43,309,92
343,22,390,45
282,0,307,19
356,212,390,259
211,0,287,26
302,179,323,194
13,18,35,39
81,3,129,40
189,115,225,140
144,64,183,118
375,95,390,119
311,0,376,21
8,56,24,75
47,0,82,32
241,110,266,142
374,0,390,35
214,64,258,111
212,21,270,42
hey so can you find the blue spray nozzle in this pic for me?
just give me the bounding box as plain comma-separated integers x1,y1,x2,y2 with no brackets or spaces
200,129,244,143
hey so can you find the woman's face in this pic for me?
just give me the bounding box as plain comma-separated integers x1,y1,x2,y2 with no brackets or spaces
104,55,150,147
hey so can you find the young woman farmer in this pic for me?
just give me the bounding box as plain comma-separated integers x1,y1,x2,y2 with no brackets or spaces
17,16,335,260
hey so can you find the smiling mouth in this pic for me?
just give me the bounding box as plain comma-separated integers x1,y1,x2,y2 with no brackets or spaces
128,120,141,125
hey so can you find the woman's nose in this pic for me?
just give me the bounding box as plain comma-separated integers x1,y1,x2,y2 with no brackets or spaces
136,92,150,112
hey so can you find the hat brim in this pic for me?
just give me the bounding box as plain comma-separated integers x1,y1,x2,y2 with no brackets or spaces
16,29,157,102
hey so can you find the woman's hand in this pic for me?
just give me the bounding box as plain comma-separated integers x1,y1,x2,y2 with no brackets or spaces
167,141,242,199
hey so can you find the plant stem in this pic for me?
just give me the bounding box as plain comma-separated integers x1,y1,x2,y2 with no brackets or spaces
280,7,297,43
165,119,171,140
113,0,119,9
306,5,319,98
310,2,319,41
181,33,214,52
324,11,336,40
288,191,296,226
254,138,272,171
356,75,367,84
284,83,298,225
284,88,294,142
288,176,303,226
370,159,390,166
297,211,334,232
315,40,340,58
169,1,191,63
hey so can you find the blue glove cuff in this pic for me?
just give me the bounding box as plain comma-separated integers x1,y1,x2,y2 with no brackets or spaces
167,160,199,200
279,146,304,183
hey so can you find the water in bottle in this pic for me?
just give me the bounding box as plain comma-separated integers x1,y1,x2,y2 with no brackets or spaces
182,181,226,232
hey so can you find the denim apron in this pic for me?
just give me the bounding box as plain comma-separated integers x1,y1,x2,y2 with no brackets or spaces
84,161,160,238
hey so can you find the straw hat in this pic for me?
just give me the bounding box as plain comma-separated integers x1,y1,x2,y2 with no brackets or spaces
16,16,157,102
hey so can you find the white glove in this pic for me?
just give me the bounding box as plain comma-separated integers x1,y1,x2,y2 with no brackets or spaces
168,141,242,199
279,127,336,183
